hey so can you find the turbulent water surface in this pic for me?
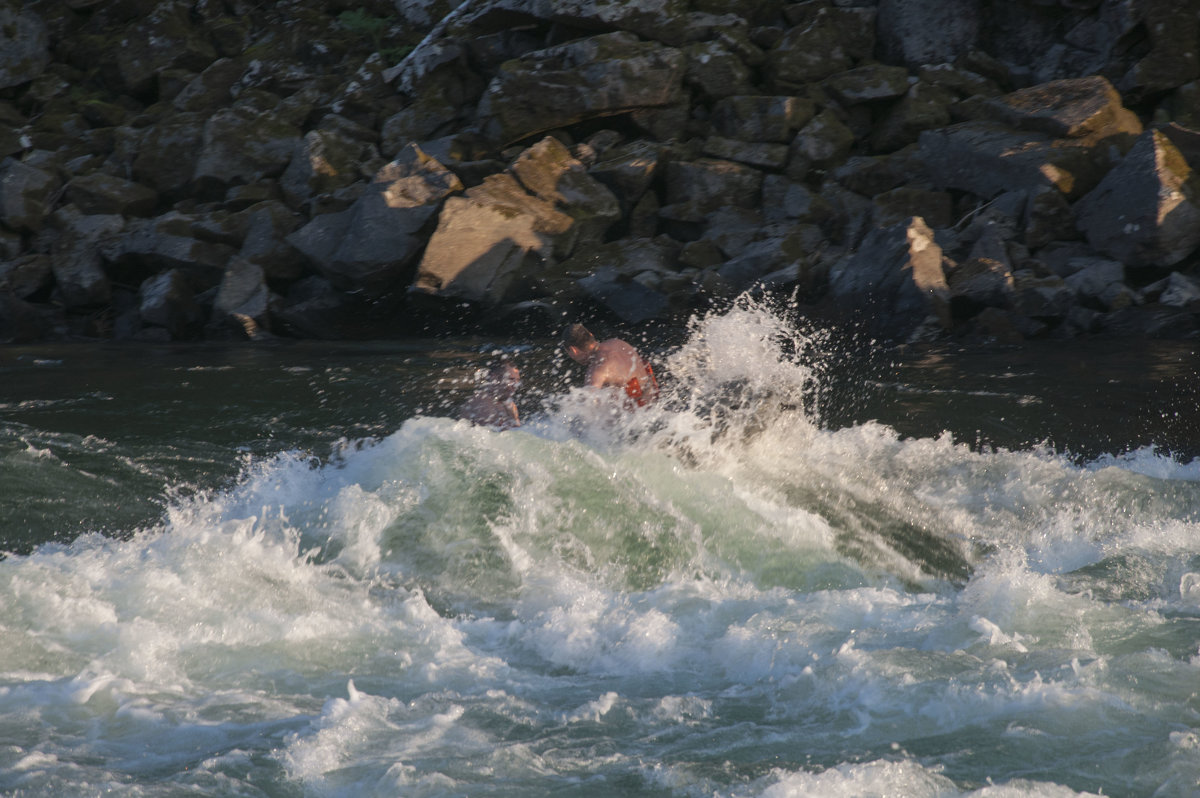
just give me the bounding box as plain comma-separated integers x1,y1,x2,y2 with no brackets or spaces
2,300,1199,797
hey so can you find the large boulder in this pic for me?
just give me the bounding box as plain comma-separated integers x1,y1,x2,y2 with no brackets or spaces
975,76,1141,140
1074,129,1200,267
102,217,237,286
587,140,667,210
114,1,218,97
193,104,304,197
664,158,764,214
237,201,306,281
65,173,159,217
49,208,123,308
279,128,375,210
212,258,271,332
0,158,59,233
0,0,50,90
828,216,950,336
475,32,686,145
709,95,816,144
132,112,206,200
410,173,575,305
876,0,981,68
768,7,864,87
290,144,463,294
919,122,1111,200
919,77,1141,201
510,136,621,247
138,269,202,339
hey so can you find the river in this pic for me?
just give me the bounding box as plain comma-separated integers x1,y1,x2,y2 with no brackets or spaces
1,298,1198,797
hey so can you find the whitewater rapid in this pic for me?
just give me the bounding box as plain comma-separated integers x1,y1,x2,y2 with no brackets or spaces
1,300,1198,797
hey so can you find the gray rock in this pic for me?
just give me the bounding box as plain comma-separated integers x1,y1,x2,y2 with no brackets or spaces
510,136,621,247
132,112,206,199
0,159,59,233
709,95,816,144
0,1,50,90
588,140,666,210
761,176,832,224
49,208,122,307
238,201,306,281
286,209,354,279
114,1,218,96
139,269,202,339
768,8,874,87
918,122,1113,200
104,217,237,285
173,57,245,113
1063,257,1125,306
683,40,754,100
313,144,465,293
976,76,1142,140
948,256,1015,318
872,187,954,229
411,173,574,305
828,216,950,335
1155,271,1200,309
823,64,912,105
877,0,981,68
788,109,855,176
1074,129,1200,267
0,291,57,343
577,267,670,324
476,32,685,145
272,276,362,339
871,81,954,153
0,254,52,299
213,257,271,330
193,105,304,196
701,136,789,170
1012,271,1073,321
280,129,374,210
65,173,158,217
665,158,763,213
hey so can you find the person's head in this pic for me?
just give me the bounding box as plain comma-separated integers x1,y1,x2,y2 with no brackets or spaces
486,363,520,399
562,323,597,364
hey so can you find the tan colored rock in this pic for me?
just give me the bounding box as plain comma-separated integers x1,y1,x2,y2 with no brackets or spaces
411,173,575,305
510,136,621,245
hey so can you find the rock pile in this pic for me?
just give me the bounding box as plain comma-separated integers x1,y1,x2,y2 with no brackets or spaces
2,0,1199,344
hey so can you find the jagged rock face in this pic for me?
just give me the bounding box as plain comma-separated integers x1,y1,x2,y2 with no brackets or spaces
475,32,687,145
1074,130,1200,267
4,0,1200,344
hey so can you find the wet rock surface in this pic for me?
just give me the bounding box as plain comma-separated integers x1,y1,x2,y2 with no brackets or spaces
1,0,1199,345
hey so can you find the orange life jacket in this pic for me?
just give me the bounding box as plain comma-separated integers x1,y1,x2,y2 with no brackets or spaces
624,362,659,408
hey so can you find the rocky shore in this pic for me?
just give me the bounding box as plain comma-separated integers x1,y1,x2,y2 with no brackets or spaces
2,0,1200,345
